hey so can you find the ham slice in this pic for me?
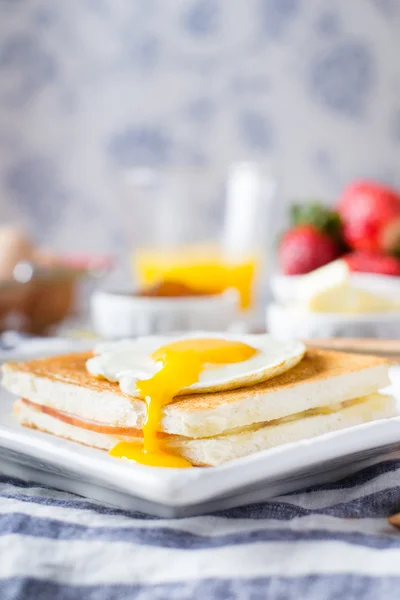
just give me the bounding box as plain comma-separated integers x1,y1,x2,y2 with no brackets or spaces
20,398,150,437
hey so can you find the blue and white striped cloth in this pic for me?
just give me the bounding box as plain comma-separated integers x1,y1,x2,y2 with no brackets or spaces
2,454,400,600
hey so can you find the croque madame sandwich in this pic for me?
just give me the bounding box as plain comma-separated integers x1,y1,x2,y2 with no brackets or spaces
1,333,396,467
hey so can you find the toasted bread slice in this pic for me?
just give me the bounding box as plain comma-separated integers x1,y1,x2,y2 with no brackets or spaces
14,392,396,466
2,348,390,438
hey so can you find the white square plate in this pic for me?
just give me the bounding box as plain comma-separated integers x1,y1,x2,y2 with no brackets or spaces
1,350,400,517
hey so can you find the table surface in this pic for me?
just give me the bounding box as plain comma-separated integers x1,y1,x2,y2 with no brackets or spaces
2,452,400,600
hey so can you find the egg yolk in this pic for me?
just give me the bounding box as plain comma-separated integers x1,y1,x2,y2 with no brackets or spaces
109,338,257,468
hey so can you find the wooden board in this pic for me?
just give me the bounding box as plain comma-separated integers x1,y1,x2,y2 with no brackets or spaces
305,338,400,361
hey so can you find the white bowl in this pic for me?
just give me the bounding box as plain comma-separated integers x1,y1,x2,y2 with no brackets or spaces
266,303,400,340
91,289,240,339
271,272,400,304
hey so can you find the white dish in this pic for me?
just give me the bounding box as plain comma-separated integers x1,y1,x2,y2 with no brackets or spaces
271,272,400,304
91,289,240,338
0,337,94,363
1,350,400,517
266,303,400,340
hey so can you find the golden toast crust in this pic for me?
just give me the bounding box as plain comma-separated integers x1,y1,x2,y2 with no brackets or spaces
3,348,388,412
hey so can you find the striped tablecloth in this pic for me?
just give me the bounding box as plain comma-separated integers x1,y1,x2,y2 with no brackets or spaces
2,454,400,600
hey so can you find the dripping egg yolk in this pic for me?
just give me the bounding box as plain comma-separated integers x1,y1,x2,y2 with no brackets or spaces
109,338,257,468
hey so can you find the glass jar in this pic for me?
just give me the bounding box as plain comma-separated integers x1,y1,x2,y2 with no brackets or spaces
121,163,277,329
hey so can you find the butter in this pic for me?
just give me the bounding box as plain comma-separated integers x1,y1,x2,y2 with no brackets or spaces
292,259,400,314
295,260,349,303
307,284,400,314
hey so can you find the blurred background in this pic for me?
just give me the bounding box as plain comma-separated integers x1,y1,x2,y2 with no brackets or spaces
1,0,400,340
1,0,400,252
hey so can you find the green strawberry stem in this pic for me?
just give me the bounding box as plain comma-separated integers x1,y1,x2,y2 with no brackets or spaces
290,201,345,246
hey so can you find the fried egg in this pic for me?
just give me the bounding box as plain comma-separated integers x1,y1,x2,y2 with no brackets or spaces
86,333,305,397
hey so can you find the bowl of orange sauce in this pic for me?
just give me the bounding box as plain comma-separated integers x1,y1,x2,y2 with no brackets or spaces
90,280,240,339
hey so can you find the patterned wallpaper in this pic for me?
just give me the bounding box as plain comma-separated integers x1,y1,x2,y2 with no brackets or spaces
1,0,400,267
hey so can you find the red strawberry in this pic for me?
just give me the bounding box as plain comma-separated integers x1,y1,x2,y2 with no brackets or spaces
337,180,400,255
279,225,341,275
345,251,400,276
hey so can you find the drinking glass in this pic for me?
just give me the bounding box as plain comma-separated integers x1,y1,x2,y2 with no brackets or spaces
121,163,277,327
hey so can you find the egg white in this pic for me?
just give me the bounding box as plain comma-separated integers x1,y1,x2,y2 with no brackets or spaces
86,333,306,398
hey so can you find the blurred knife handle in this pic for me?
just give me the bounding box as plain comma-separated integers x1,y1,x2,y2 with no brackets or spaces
306,338,400,360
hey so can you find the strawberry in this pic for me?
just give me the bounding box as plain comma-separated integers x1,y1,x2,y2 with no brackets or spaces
345,251,400,276
337,180,400,255
279,224,341,275
279,202,343,275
